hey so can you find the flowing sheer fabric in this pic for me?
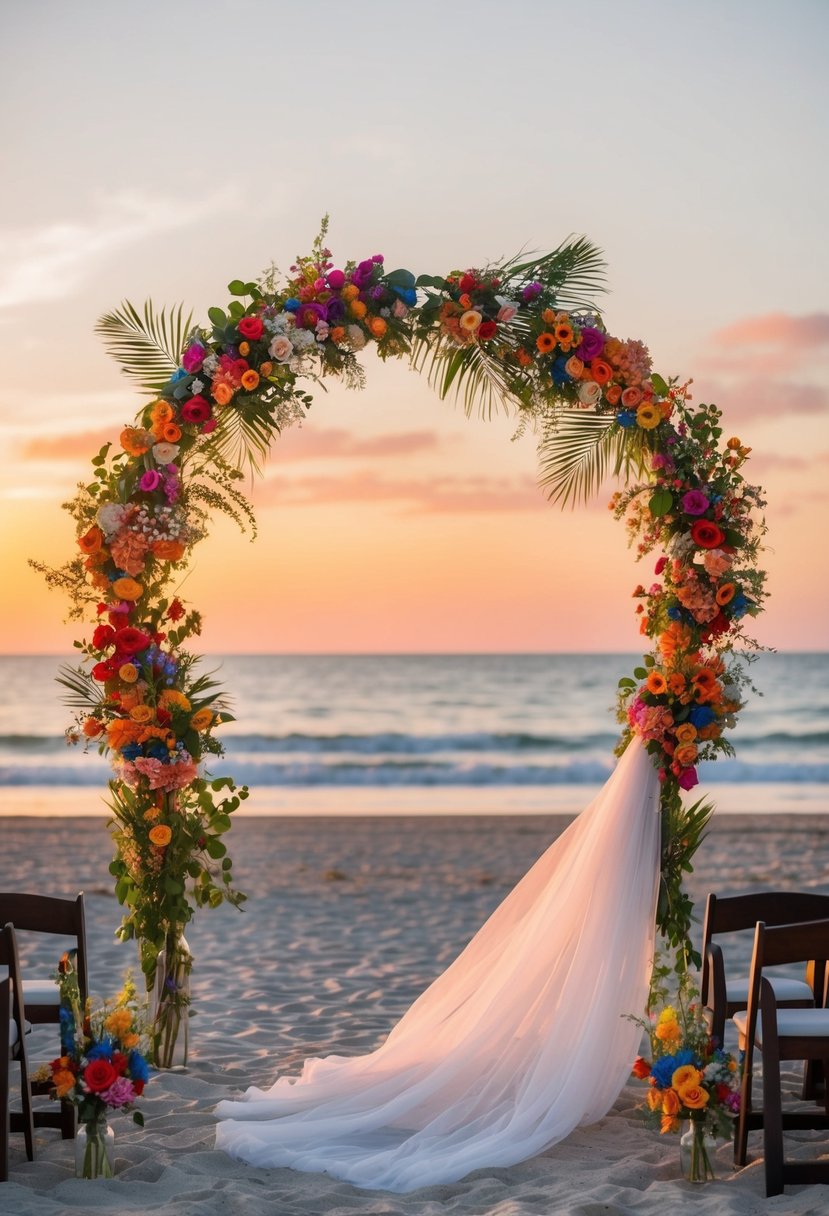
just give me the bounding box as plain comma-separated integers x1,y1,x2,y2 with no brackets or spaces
215,738,660,1191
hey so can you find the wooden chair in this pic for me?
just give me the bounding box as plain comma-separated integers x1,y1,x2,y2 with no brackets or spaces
0,893,87,1140
1,923,35,1182
732,918,829,1173
701,891,829,1049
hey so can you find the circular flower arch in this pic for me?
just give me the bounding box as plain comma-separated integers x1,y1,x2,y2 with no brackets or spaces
37,221,767,1063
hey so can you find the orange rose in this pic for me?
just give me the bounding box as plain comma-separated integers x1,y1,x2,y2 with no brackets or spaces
190,708,214,731
368,316,387,339
677,1083,710,1110
112,577,143,601
662,1088,681,1117
240,369,260,391
672,1065,701,1090
150,400,174,424
77,525,103,555
212,382,234,406
130,705,154,724
152,539,186,562
674,723,697,744
259,361,274,376
604,383,622,405
589,358,613,386
162,422,182,442
119,663,138,684
148,824,172,847
675,742,698,767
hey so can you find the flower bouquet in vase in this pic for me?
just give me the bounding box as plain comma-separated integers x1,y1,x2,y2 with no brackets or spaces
631,967,740,1182
48,952,150,1178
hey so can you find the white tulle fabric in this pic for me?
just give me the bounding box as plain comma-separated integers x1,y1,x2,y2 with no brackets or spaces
215,737,660,1192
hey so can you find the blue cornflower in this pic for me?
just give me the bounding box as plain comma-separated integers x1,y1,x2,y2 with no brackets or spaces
617,410,636,428
86,1038,115,1060
651,1047,696,1089
689,704,716,729
128,1049,150,1083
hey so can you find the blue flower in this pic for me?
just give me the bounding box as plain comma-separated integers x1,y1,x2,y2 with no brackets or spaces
651,1047,696,1089
146,741,168,761
170,368,188,383
730,593,748,619
284,298,301,313
617,410,636,428
689,704,716,729
128,1049,150,1083
392,286,417,308
667,605,683,621
120,743,142,762
86,1038,115,1060
551,355,571,385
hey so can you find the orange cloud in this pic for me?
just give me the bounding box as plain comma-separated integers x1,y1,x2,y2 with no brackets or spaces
22,428,115,460
275,426,442,461
694,377,829,419
712,312,829,349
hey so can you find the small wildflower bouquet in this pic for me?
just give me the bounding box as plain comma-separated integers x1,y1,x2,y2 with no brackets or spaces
49,953,150,1178
631,968,740,1182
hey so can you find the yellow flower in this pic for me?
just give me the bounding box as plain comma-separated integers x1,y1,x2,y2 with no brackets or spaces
52,1068,76,1098
677,1082,710,1110
119,663,138,684
112,577,143,601
190,708,214,732
122,1032,140,1049
349,300,367,319
104,1008,132,1038
159,689,191,712
130,705,154,724
148,824,172,847
636,403,662,430
646,1088,662,1111
662,1088,681,1116
672,1064,701,1091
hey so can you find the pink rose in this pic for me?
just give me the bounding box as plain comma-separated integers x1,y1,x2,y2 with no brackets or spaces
621,386,643,408
678,767,699,791
327,269,345,290
565,356,584,378
181,395,212,424
139,470,161,492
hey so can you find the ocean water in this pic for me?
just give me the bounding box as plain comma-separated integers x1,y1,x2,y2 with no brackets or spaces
0,653,826,816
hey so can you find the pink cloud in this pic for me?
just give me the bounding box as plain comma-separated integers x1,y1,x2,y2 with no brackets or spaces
23,428,115,460
712,312,829,349
692,377,829,420
255,470,553,514
275,426,441,462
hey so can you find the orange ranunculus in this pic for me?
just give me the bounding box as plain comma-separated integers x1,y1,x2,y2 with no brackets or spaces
536,332,556,354
107,718,143,750
368,316,387,339
159,689,191,712
674,723,697,744
541,307,556,324
151,539,186,562
667,672,687,696
150,400,174,425
112,577,143,601
82,718,105,738
632,1056,651,1079
190,708,214,731
349,300,367,319
120,427,151,456
212,381,234,406
662,1088,681,1117
238,341,250,357
646,671,668,695
119,663,138,684
130,705,154,724
716,583,736,606
677,1083,710,1110
148,824,172,847
675,742,699,767
672,1065,701,1090
259,360,274,376
78,526,103,555
589,358,613,386
162,422,182,442
660,1114,680,1135
240,369,260,391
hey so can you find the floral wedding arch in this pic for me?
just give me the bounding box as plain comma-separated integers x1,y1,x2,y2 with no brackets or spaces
38,221,767,1064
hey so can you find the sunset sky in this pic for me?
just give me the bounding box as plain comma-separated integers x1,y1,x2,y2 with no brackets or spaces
1,0,827,654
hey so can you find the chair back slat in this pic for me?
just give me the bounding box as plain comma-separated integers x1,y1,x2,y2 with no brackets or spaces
758,917,829,972
0,893,83,937
707,891,829,937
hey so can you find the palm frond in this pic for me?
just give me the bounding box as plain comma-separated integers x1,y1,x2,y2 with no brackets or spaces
206,399,278,475
501,236,608,312
537,411,624,507
55,663,101,711
95,300,193,394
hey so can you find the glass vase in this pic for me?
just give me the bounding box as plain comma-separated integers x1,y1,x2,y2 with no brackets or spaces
679,1119,718,1183
75,1114,115,1179
151,931,192,1070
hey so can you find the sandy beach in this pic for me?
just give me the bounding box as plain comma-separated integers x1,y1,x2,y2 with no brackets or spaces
2,811,828,1215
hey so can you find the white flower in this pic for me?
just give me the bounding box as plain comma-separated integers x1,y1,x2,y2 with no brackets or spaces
202,353,219,375
392,299,409,320
577,380,602,407
97,502,128,539
315,321,330,341
291,329,315,351
190,378,204,394
152,442,180,465
269,334,294,363
347,324,367,350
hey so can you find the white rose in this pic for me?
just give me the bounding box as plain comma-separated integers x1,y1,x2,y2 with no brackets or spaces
190,378,204,394
269,334,294,362
291,329,315,351
578,380,602,408
202,353,219,375
152,442,180,465
97,502,128,539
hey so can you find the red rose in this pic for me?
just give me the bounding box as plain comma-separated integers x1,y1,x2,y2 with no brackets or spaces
181,395,212,424
92,624,116,650
701,611,730,642
114,626,152,655
156,707,172,726
690,520,726,549
111,1052,128,1075
83,1058,118,1092
237,316,264,341
459,273,477,293
91,661,115,682
477,320,497,340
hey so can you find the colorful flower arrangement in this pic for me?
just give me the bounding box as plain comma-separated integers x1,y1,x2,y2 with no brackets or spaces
34,220,766,1039
48,952,150,1177
631,967,741,1182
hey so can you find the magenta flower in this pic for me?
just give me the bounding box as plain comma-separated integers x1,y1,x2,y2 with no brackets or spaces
575,326,605,361
654,556,667,575
181,342,206,374
678,767,699,791
139,470,161,493
327,269,345,291
100,1076,137,1108
682,489,710,515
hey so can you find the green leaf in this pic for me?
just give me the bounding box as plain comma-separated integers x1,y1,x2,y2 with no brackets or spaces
649,488,673,517
227,280,248,296
618,677,636,689
385,268,416,289
633,666,648,679
207,307,227,328
415,274,447,289
95,300,193,394
651,372,670,397
205,837,227,859
227,301,245,320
